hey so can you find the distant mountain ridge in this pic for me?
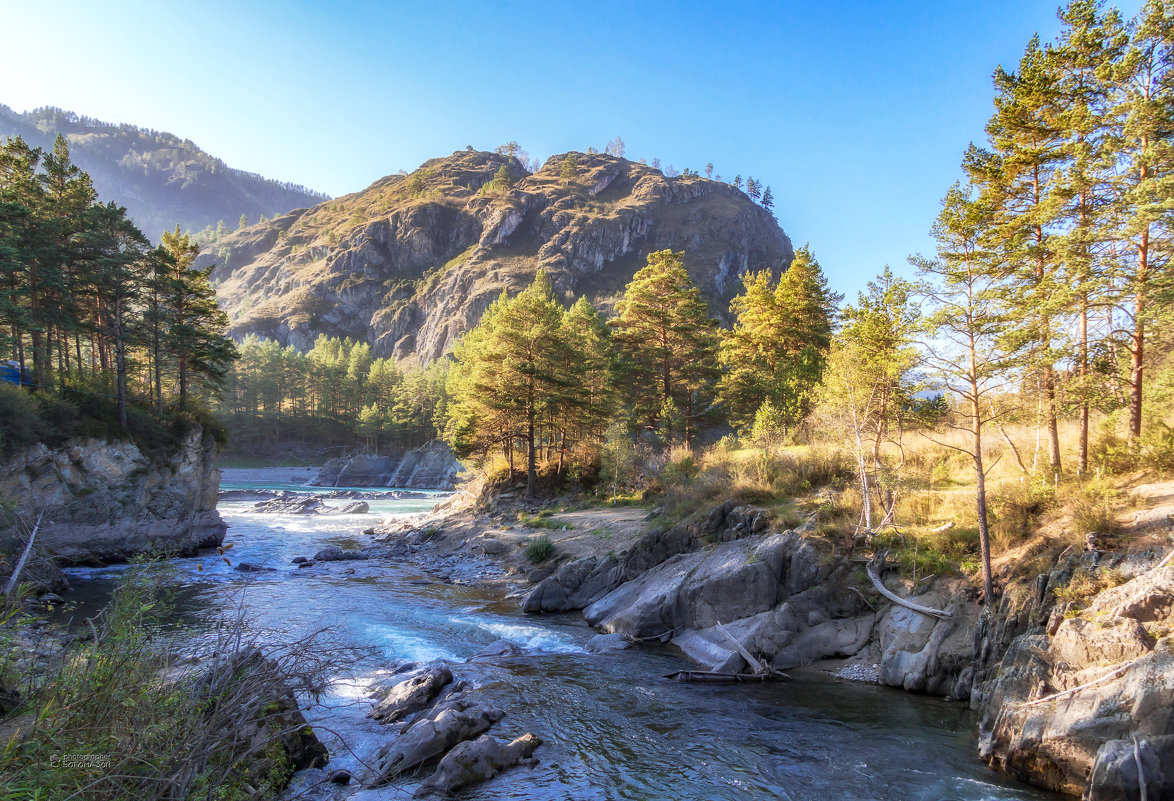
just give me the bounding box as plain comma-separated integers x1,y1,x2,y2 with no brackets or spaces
0,104,330,240
203,149,793,363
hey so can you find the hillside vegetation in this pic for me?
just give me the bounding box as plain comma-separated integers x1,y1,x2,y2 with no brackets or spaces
0,105,329,241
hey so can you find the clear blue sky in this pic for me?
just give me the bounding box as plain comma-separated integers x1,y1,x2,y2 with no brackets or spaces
0,0,1144,299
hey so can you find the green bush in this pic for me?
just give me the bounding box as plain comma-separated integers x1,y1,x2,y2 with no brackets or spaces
524,535,555,563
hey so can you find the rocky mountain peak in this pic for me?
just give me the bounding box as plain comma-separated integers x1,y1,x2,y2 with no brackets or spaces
205,149,793,362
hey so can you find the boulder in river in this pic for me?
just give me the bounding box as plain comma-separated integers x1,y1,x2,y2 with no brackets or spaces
415,733,541,797
364,697,505,786
370,664,453,724
467,640,525,661
584,633,630,654
312,546,369,562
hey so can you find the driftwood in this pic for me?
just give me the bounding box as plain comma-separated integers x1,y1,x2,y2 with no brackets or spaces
715,621,767,674
4,512,42,597
865,559,952,621
662,670,789,684
1016,656,1146,709
1133,735,1148,801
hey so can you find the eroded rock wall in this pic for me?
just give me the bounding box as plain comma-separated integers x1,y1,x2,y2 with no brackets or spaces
0,427,225,564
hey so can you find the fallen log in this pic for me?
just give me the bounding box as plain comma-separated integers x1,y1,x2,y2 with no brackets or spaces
715,621,767,675
865,562,952,621
662,670,789,684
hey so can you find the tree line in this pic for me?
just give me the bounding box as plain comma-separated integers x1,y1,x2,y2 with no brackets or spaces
816,0,1174,601
216,334,449,455
443,249,837,497
0,135,237,426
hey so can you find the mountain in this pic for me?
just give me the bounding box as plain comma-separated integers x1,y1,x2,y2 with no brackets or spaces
0,105,330,240
205,149,793,363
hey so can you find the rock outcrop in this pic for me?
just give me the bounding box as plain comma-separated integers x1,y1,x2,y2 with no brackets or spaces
309,442,461,489
0,427,225,565
203,149,793,363
977,565,1174,799
415,733,541,798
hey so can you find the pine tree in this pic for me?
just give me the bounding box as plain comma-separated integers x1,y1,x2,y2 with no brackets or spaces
914,183,1018,603
1051,0,1129,471
1109,0,1174,442
610,250,719,443
717,246,839,432
446,271,572,497
159,226,237,407
760,186,774,214
968,36,1068,473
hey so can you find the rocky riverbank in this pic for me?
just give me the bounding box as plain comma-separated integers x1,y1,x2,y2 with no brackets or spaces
360,483,1174,800
0,426,225,572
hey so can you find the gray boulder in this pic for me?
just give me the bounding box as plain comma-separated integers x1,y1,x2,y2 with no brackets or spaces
312,546,369,562
415,733,541,797
364,698,505,786
584,530,822,640
369,664,452,724
584,633,631,654
977,566,1174,798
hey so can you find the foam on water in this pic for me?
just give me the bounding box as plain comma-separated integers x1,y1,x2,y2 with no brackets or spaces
448,615,585,654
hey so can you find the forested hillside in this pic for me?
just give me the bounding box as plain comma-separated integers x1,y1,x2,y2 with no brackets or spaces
0,105,329,241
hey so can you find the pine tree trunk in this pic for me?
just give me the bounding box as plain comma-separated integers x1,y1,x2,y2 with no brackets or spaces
1129,230,1148,442
1045,366,1062,473
970,344,993,603
1079,292,1089,473
114,299,127,429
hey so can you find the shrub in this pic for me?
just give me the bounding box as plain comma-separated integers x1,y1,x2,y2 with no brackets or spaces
0,382,42,455
991,476,1056,548
1053,567,1128,611
525,536,555,563
1066,478,1120,537
0,561,340,800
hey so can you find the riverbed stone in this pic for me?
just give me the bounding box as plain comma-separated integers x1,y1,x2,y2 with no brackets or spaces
312,546,369,562
370,664,453,724
415,733,540,797
584,530,818,640
584,633,630,654
364,698,505,786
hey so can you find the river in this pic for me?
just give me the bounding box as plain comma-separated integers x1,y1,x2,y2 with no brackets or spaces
61,481,1058,801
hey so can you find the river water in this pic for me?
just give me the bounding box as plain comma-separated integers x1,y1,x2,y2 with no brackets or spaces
61,483,1057,801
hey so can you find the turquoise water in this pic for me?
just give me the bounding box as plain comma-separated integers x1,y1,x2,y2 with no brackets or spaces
61,485,1059,801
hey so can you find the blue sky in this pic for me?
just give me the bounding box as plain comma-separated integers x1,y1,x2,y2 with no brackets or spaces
0,0,1144,299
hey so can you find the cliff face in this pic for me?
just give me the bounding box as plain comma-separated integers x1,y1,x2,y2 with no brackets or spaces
0,427,225,565
204,150,793,363
310,442,462,490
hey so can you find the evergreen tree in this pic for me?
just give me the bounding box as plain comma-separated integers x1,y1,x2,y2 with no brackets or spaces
717,246,839,432
914,183,1018,603
446,271,571,498
159,226,237,407
1051,0,1129,471
610,250,719,443
967,36,1068,473
1108,0,1174,441
760,186,774,214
